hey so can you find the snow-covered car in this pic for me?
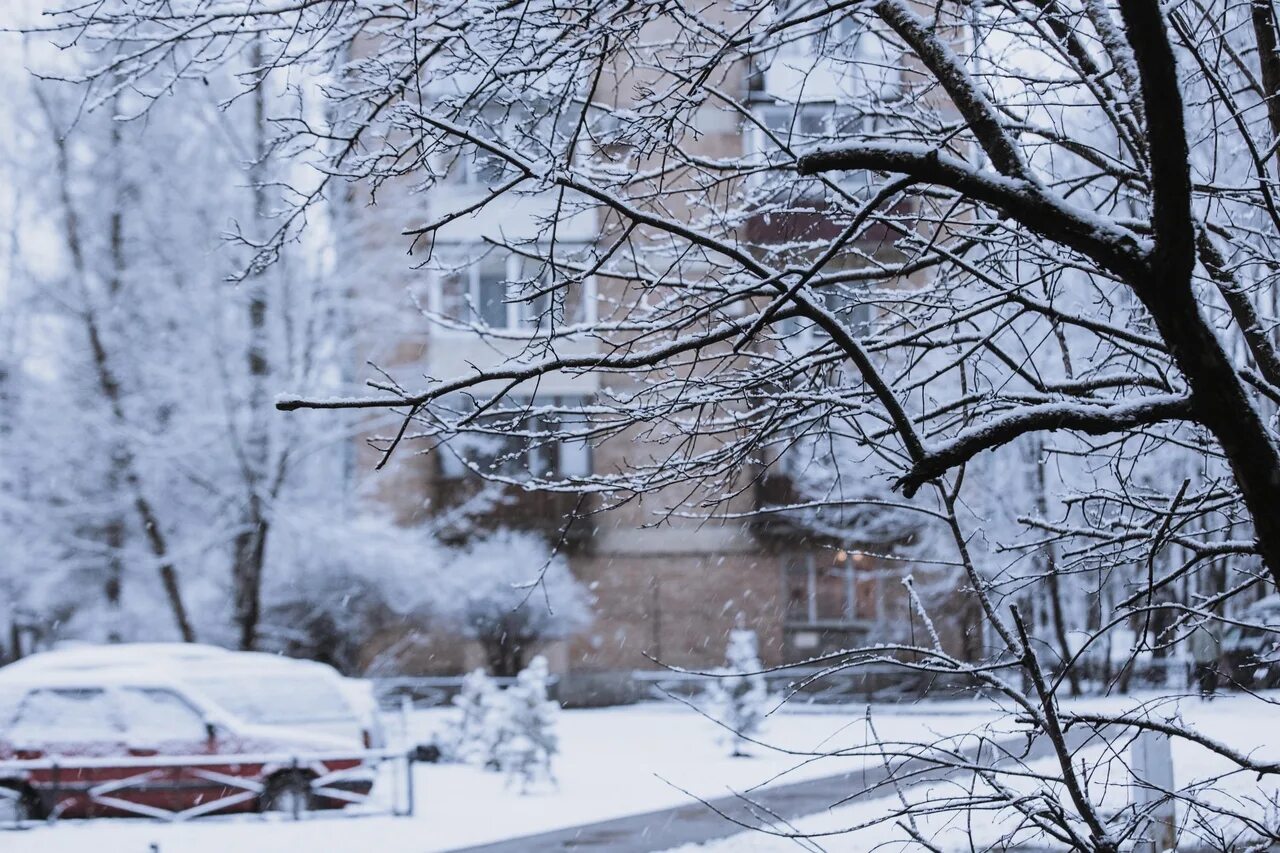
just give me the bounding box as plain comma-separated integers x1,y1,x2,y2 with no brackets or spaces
0,669,375,821
0,644,385,749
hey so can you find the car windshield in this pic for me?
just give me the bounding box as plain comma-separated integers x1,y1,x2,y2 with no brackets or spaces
186,674,355,725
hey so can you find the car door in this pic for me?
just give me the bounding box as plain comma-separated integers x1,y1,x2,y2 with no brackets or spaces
112,686,254,816
5,687,128,818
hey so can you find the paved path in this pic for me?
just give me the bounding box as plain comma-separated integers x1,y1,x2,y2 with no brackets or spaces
449,732,1066,852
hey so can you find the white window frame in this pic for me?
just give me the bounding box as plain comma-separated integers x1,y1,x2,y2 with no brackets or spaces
747,101,876,194
438,394,594,480
442,144,517,189
428,250,597,334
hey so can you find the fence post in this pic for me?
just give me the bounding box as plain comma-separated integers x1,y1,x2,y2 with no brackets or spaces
49,761,59,824
1131,730,1176,853
400,694,414,747
404,750,415,818
290,756,301,821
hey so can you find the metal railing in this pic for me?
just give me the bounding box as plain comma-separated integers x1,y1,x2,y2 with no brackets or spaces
632,663,973,703
372,675,560,709
0,746,419,828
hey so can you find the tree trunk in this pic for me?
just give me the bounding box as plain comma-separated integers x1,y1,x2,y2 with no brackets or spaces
484,633,527,678
41,92,197,642
1140,282,1280,592
1253,0,1280,164
103,151,127,644
233,37,273,651
1121,5,1280,591
232,508,269,651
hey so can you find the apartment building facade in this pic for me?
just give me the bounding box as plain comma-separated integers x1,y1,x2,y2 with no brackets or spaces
348,14,978,677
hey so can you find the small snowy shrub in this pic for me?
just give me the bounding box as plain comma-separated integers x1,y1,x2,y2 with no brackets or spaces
443,668,504,766
703,629,770,757
494,656,560,791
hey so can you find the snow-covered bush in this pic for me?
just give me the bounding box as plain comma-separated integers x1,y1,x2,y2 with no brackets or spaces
437,530,593,676
494,656,560,791
444,657,560,790
703,629,771,757
444,668,504,767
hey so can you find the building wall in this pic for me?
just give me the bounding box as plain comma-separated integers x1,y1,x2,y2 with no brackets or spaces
339,7,980,677
568,545,788,672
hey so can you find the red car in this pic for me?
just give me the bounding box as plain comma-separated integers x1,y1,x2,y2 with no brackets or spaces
0,671,376,822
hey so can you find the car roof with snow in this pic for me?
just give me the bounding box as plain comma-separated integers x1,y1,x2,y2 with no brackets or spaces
0,666,225,726
0,643,233,675
1,645,347,682
0,647,365,732
0,664,212,689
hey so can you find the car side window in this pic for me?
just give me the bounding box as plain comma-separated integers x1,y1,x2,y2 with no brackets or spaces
8,688,123,743
115,688,209,744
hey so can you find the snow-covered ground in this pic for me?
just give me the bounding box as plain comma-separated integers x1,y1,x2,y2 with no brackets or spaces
673,692,1280,852
4,694,1275,853
1,699,1001,853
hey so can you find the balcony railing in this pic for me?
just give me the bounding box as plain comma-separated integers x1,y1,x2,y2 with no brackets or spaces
429,476,597,551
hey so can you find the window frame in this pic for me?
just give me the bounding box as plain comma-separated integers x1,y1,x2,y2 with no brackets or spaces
784,551,862,627
429,250,598,333
438,394,594,481
747,101,878,197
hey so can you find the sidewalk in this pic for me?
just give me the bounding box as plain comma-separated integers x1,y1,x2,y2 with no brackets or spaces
448,731,1061,852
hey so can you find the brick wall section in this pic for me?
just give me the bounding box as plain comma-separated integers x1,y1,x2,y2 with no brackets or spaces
568,550,788,671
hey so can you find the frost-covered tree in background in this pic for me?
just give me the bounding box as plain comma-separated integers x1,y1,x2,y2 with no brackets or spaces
703,629,770,758
440,530,593,677
0,21,428,657
494,656,560,792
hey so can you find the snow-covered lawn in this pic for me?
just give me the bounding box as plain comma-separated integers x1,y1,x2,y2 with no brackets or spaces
1,700,1002,853
7,694,1272,853
672,692,1280,852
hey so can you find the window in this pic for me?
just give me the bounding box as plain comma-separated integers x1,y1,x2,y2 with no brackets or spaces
755,102,854,151
770,8,901,100
750,11,902,197
116,688,209,743
772,282,873,343
433,251,593,331
8,688,122,743
818,284,872,335
785,552,861,625
475,254,509,328
449,145,515,188
440,395,593,480
186,675,354,725
436,94,583,187
750,102,876,201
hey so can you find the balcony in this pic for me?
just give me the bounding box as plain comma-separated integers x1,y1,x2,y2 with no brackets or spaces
744,195,914,252
750,471,831,547
428,474,598,553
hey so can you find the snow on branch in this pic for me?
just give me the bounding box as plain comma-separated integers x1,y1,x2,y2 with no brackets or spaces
896,395,1195,497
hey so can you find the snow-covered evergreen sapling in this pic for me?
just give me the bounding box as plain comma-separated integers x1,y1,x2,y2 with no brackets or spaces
447,668,503,767
703,629,770,757
494,655,560,792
